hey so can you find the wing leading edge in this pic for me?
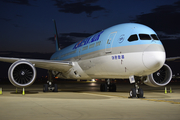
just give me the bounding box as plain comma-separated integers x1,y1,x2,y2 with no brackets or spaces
0,57,73,72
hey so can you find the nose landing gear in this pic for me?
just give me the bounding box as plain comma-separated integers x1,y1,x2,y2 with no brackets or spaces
129,76,145,98
129,83,144,98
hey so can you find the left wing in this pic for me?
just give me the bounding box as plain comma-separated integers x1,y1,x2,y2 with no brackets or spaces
0,57,73,72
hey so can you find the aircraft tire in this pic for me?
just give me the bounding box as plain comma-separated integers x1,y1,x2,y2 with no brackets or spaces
43,84,48,92
129,88,136,98
53,84,58,92
137,88,143,98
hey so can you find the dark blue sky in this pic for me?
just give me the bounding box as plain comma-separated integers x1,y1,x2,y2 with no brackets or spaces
0,0,180,54
0,0,180,77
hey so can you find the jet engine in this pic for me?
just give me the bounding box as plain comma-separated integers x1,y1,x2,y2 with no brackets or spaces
8,60,36,88
144,64,172,87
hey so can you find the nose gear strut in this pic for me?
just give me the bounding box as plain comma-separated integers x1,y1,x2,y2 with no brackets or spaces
129,76,145,98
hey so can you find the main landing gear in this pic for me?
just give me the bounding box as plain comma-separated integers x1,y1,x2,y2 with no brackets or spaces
100,79,116,92
43,70,58,92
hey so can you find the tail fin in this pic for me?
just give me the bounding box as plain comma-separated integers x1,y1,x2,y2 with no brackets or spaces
52,19,60,51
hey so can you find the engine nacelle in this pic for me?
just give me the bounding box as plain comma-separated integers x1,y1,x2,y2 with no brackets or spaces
8,60,37,88
144,64,172,87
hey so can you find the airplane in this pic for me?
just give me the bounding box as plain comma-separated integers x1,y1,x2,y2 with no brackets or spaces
0,20,179,98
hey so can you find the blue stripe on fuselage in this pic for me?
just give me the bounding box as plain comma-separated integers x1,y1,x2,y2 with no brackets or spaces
50,23,163,61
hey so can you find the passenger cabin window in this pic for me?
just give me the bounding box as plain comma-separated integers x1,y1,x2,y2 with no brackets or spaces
128,34,138,42
96,41,101,46
89,43,95,49
151,34,159,40
139,34,151,40
82,46,88,51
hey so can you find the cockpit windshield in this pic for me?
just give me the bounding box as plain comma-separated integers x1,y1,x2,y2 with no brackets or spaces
128,34,159,42
151,34,159,40
139,34,151,40
128,34,138,42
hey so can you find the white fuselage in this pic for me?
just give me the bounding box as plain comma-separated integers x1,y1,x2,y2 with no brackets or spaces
51,23,166,80
57,44,165,80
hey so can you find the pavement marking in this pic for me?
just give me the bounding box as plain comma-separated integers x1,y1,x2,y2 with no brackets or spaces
140,99,180,104
83,92,180,104
82,92,128,98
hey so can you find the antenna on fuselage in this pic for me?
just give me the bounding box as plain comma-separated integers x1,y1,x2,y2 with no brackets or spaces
52,19,60,51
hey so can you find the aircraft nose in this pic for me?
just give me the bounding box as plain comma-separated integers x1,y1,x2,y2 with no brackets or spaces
142,44,165,71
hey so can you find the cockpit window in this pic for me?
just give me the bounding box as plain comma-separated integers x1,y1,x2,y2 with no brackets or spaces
139,34,151,40
128,34,138,42
151,34,159,40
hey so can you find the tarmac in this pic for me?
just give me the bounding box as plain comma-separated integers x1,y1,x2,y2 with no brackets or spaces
0,82,180,120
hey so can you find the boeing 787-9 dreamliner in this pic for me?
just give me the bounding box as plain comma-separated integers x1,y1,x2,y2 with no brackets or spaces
0,20,179,98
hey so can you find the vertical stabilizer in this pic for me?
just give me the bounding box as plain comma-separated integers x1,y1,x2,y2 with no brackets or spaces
52,19,60,51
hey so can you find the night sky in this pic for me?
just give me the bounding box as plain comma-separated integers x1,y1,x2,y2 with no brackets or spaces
0,0,180,77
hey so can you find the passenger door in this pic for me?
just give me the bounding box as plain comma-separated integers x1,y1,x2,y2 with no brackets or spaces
105,31,117,53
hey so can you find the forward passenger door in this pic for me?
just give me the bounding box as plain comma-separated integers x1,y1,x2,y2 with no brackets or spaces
105,31,117,53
